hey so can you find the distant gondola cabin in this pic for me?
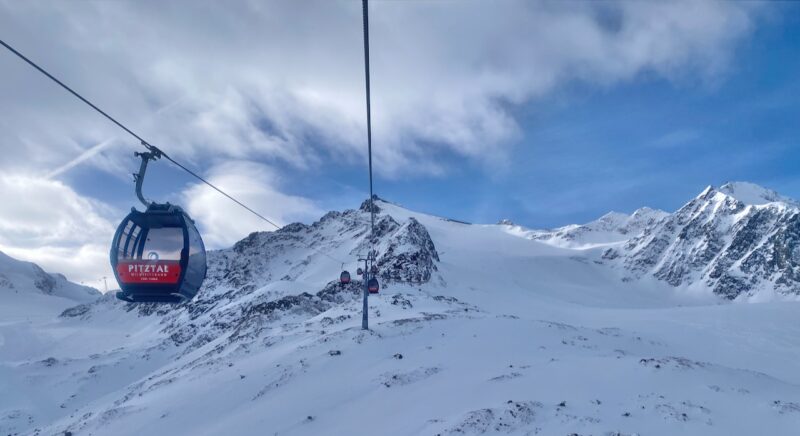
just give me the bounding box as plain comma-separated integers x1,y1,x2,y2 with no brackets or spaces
368,277,379,294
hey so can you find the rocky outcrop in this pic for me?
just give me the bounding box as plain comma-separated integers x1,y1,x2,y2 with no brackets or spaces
376,218,439,284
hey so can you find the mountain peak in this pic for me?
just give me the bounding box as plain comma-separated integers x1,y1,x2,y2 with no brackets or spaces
599,211,629,220
717,181,797,206
0,251,100,304
359,196,383,213
694,182,797,207
696,185,715,199
631,207,669,218
359,194,395,213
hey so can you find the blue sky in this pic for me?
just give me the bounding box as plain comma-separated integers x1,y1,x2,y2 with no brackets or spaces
369,4,800,227
1,1,798,286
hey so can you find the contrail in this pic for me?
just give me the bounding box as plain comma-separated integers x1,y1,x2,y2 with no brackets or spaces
44,98,187,179
45,138,116,179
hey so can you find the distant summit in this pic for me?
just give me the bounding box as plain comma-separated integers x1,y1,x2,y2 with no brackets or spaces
717,181,798,206
0,251,100,311
606,182,800,299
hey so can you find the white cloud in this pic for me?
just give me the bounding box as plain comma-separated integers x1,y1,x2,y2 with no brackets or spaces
183,161,322,248
0,0,761,177
0,174,117,289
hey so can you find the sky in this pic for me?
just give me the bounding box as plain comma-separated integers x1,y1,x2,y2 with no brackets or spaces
1,0,799,289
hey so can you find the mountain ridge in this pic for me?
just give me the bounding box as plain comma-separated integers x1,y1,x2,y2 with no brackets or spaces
601,182,800,300
0,250,100,303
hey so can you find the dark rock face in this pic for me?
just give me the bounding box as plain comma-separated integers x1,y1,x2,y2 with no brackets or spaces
0,273,14,289
620,186,800,299
276,222,309,234
60,304,92,318
367,215,401,246
360,195,383,214
33,264,57,295
376,218,439,284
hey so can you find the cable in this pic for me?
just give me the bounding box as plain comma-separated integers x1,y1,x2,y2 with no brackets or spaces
160,152,346,266
0,39,150,149
0,37,347,265
160,152,281,229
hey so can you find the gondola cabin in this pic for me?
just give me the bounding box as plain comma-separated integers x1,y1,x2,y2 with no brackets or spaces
111,203,207,303
340,270,351,284
367,277,379,294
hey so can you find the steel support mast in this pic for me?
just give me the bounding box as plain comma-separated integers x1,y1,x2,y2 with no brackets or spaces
361,0,375,330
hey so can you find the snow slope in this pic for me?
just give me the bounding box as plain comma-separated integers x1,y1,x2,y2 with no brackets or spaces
3,192,800,435
0,251,99,322
507,208,669,249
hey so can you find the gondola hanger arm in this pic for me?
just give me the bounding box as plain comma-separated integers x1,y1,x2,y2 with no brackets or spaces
133,145,163,208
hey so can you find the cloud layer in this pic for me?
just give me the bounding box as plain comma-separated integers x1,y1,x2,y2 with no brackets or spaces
1,1,757,175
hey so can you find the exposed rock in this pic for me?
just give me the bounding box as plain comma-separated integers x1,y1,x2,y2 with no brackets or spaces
376,218,439,284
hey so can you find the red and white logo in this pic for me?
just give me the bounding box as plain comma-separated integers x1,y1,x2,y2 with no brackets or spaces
117,260,181,284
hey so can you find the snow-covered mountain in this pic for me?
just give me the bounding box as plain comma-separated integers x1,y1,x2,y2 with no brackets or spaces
510,207,669,249
601,182,800,300
499,181,800,300
717,181,799,206
198,199,440,307
0,251,99,320
4,187,800,436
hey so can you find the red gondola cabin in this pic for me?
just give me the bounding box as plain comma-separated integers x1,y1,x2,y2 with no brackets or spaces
340,270,351,284
368,277,379,294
